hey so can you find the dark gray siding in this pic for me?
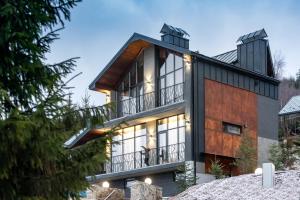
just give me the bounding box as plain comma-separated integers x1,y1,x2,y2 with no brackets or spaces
237,39,268,75
257,95,279,140
192,61,205,161
200,60,278,100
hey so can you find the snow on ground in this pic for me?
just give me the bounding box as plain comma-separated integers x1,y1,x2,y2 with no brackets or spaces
171,171,300,200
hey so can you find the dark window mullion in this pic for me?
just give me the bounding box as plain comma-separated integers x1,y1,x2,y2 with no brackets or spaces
122,129,124,171
134,125,136,169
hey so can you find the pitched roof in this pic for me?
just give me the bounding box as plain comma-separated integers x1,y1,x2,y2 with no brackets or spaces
279,95,300,116
237,29,268,43
212,49,237,64
160,23,190,37
89,33,190,91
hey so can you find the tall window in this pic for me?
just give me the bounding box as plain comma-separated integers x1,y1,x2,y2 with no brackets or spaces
111,124,147,172
157,114,185,163
159,49,184,106
117,52,144,116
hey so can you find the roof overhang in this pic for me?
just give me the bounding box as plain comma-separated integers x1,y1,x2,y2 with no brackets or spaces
64,101,185,149
89,33,190,92
64,128,106,149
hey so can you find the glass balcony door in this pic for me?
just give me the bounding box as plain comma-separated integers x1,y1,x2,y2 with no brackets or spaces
110,124,147,173
157,114,185,164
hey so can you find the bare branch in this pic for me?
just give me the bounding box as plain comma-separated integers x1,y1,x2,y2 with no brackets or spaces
273,50,286,79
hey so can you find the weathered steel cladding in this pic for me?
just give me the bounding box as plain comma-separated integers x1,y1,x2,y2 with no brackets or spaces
192,57,278,161
204,79,257,158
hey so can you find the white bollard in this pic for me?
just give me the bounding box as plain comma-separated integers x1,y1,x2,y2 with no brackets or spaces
262,163,275,188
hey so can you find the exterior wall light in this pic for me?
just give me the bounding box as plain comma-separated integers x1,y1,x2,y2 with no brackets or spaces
144,177,152,185
106,94,110,103
102,181,110,188
254,167,262,175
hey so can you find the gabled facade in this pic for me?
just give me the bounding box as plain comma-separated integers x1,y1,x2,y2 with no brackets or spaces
279,95,300,138
66,24,279,197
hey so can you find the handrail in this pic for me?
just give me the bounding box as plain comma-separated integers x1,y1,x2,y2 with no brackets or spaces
105,143,185,173
106,82,184,120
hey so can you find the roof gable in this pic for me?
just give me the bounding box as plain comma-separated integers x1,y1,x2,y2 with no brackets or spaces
279,95,300,115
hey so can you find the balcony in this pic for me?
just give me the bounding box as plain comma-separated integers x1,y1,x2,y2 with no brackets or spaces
104,143,185,174
112,83,184,120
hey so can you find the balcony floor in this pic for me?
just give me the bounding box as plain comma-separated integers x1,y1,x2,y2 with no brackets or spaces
87,161,185,182
99,101,185,131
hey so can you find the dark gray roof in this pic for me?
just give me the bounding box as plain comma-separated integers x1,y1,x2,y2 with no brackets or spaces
89,32,279,91
160,23,190,37
213,49,237,64
237,29,267,43
64,128,90,148
279,95,300,116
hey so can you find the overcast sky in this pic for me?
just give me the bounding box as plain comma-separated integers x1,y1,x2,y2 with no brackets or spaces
46,0,300,106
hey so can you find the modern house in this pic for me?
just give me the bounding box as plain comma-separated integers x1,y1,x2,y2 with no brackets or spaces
65,24,279,197
279,95,300,138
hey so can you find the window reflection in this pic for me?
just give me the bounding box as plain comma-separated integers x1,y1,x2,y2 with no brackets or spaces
117,52,144,116
157,114,185,163
112,124,147,156
159,49,184,106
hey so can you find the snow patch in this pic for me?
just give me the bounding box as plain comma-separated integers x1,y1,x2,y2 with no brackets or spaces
171,171,300,200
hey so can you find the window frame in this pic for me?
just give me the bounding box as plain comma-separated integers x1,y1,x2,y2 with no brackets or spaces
117,51,144,115
158,50,185,106
111,124,147,157
157,114,185,148
222,122,243,135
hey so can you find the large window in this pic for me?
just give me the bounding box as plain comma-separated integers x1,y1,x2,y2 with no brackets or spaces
117,52,145,116
157,114,185,163
111,124,147,172
159,49,184,106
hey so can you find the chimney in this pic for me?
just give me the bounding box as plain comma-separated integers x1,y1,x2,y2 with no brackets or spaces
262,163,275,188
160,23,190,49
236,29,272,76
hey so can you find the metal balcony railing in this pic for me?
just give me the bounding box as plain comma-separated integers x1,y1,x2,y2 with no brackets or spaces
104,143,185,173
106,83,184,120
159,83,184,106
117,91,156,117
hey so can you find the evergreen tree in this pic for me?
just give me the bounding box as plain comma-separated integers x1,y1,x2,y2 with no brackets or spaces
269,139,299,170
209,159,224,179
234,128,257,174
0,1,114,199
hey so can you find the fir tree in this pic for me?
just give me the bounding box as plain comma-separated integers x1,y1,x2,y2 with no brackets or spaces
0,1,114,199
209,159,224,179
269,139,298,170
234,128,257,174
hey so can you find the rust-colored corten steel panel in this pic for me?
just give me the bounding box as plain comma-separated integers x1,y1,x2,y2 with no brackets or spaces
204,79,257,158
